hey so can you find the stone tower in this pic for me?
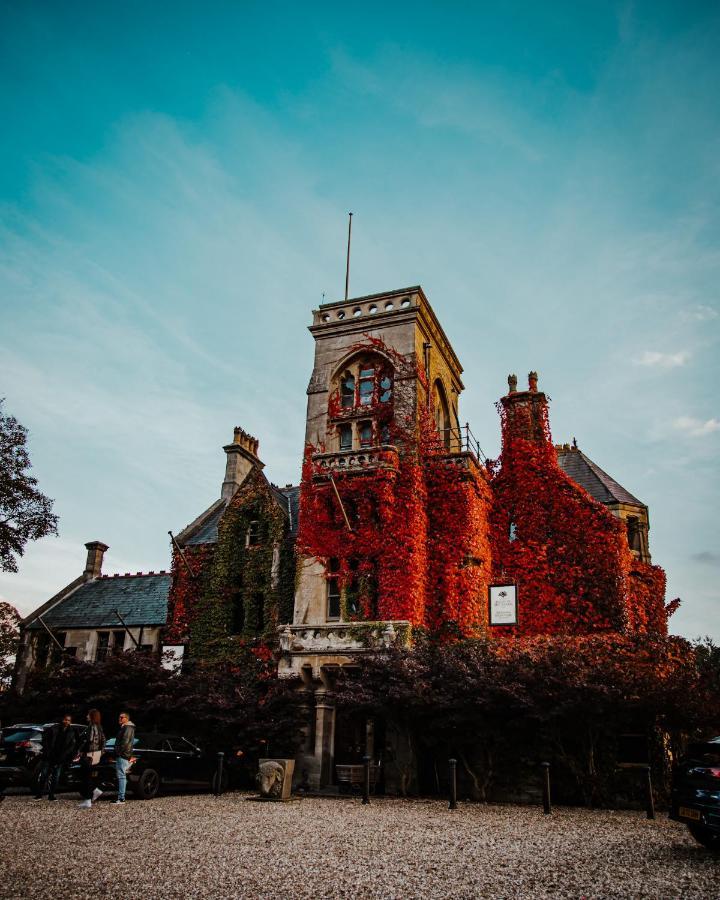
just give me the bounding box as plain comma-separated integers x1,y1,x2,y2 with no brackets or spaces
280,287,492,789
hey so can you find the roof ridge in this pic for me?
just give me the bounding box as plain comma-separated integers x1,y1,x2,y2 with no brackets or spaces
578,450,645,507
103,570,170,579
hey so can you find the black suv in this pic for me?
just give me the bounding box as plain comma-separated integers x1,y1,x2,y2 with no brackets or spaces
669,736,720,851
67,732,228,800
0,723,85,793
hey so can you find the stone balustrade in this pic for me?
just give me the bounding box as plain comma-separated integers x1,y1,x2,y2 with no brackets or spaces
311,446,400,477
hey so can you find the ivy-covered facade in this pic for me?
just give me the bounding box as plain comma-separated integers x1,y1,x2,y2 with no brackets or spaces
161,285,668,793
164,428,298,666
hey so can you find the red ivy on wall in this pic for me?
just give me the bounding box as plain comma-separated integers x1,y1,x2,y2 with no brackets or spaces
297,336,493,635
164,544,215,644
488,398,669,636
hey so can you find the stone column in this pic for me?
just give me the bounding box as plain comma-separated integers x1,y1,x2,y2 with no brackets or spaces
314,688,336,788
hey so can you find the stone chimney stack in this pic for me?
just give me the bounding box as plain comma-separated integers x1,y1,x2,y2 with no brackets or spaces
222,427,263,501
500,371,550,445
84,541,109,579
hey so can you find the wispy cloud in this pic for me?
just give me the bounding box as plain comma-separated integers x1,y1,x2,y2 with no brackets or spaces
691,551,720,566
682,304,719,322
634,350,690,368
673,416,720,437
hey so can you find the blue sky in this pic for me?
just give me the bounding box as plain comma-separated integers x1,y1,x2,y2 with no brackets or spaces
1,1,718,640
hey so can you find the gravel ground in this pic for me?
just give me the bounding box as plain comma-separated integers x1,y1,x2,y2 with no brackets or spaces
0,793,716,899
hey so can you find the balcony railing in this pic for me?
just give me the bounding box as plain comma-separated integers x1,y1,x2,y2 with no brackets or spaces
312,446,400,478
432,423,487,462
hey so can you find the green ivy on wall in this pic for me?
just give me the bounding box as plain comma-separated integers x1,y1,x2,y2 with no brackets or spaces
188,469,296,663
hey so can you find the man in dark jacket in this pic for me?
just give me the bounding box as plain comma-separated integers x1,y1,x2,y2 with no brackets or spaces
114,711,135,804
34,714,79,801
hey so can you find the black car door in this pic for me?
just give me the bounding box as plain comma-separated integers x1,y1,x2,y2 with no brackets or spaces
165,737,208,787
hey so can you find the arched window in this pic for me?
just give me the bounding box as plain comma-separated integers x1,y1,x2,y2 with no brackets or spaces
432,380,451,449
330,354,395,451
333,356,393,414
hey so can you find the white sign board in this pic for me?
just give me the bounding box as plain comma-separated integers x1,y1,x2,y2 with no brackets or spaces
489,584,518,626
161,644,185,672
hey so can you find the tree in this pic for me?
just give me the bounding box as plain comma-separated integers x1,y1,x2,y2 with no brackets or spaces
0,601,21,685
0,399,58,572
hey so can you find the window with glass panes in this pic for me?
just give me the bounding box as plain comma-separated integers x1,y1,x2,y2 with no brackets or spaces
327,558,341,620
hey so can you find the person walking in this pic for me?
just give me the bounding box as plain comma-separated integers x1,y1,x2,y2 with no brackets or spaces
114,711,135,804
34,713,79,801
77,708,106,809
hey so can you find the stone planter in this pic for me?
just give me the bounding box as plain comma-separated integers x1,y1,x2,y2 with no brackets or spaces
257,758,295,801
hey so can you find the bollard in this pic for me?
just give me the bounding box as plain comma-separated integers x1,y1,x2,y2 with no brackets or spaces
643,765,655,820
215,751,225,797
362,755,371,805
448,758,458,810
541,762,552,815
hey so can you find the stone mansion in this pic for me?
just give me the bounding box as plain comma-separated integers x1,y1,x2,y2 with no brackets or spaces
15,286,667,789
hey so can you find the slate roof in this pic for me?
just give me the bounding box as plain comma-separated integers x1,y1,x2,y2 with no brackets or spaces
179,482,301,546
274,485,301,537
555,447,645,507
183,501,227,546
27,573,171,630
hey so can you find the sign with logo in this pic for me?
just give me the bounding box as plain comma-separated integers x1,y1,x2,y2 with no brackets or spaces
488,584,518,626
161,644,185,672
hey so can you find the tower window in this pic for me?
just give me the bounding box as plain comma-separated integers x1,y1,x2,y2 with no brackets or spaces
379,375,392,403
341,373,355,409
339,424,352,450
327,558,341,620
359,421,373,448
626,517,641,552
358,367,375,405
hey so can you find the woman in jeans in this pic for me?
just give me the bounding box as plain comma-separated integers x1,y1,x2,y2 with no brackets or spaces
77,708,106,809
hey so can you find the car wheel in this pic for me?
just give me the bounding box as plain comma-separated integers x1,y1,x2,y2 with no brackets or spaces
132,768,161,800
688,824,720,852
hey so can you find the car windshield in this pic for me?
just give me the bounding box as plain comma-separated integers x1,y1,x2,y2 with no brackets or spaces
2,730,41,743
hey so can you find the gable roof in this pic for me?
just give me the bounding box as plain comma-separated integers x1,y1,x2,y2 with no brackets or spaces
178,475,301,547
176,498,226,548
181,500,227,547
26,573,171,630
555,446,645,507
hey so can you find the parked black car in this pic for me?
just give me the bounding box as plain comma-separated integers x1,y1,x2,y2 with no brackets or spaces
0,723,85,794
669,736,720,851
67,733,229,800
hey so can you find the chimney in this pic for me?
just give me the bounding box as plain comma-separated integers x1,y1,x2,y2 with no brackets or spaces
500,371,551,445
222,427,264,500
84,541,109,579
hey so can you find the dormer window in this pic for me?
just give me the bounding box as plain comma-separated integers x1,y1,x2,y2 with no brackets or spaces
247,520,261,547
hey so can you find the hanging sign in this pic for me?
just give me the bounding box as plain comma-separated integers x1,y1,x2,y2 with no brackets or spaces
488,584,518,626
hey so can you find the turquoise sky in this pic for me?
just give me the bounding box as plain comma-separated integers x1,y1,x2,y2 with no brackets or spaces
1,1,718,640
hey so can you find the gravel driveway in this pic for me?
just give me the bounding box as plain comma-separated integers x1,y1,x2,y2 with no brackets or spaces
0,793,715,898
